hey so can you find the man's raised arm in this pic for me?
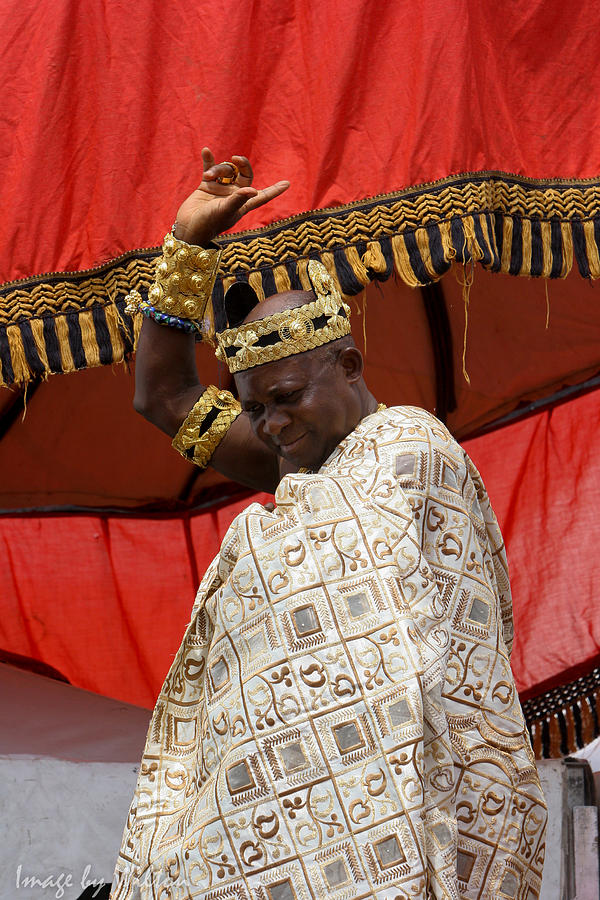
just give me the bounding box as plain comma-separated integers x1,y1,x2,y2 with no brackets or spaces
133,148,290,493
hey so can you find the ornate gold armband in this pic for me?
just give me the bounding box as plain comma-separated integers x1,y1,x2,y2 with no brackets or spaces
172,385,242,471
147,233,222,326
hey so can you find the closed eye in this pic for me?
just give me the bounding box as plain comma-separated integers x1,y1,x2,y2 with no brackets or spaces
276,389,301,404
243,388,302,415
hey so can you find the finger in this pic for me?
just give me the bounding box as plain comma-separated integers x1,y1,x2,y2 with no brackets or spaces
221,186,259,213
202,161,241,184
201,147,215,173
240,180,290,213
231,155,253,187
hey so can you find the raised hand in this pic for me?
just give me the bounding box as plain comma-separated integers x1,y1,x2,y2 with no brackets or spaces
173,147,290,247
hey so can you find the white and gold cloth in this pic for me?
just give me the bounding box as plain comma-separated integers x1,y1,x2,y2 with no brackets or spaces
111,406,546,900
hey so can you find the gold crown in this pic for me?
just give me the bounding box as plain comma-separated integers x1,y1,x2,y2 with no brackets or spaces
215,261,352,373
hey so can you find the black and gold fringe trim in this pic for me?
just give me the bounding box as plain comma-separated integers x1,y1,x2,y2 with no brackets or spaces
3,170,600,385
523,664,600,759
0,249,159,387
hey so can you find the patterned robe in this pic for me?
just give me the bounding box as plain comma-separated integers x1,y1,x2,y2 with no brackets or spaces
111,406,546,900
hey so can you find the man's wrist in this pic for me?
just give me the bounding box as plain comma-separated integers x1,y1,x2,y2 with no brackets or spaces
172,221,217,248
133,233,223,331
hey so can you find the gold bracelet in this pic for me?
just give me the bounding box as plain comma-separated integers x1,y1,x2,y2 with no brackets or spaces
172,385,242,471
147,234,222,326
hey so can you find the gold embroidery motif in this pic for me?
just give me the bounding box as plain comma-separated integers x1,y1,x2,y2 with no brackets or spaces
171,384,241,470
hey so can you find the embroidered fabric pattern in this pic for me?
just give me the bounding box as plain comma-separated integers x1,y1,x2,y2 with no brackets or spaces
216,260,351,372
171,385,242,470
111,406,547,900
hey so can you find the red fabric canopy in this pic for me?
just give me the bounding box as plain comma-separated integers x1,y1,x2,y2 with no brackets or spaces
0,493,268,708
3,0,600,757
3,0,600,282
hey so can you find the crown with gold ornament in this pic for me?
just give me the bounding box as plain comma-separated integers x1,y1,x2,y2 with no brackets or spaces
215,260,352,373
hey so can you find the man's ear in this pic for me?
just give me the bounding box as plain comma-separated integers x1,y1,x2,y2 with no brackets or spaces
339,346,364,383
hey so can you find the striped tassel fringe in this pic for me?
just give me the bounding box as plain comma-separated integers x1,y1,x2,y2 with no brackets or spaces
523,665,600,759
0,250,157,387
218,212,600,305
0,300,140,387
3,173,600,386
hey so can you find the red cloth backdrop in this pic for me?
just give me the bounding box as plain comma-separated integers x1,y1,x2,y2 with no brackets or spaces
2,0,600,753
2,0,600,282
0,493,269,709
1,389,598,710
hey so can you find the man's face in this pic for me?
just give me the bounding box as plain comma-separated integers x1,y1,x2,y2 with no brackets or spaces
235,347,358,470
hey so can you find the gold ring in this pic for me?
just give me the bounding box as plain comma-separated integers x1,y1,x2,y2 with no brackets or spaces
217,162,239,185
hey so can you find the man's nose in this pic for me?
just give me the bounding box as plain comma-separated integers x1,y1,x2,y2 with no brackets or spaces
262,408,291,437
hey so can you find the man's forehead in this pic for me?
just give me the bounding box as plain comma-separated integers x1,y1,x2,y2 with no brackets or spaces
234,348,321,398
242,290,314,324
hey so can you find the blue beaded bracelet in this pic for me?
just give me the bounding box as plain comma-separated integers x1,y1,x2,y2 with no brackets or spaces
138,300,202,334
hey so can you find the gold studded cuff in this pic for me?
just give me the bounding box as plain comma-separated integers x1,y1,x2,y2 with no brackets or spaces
172,385,242,471
147,234,222,327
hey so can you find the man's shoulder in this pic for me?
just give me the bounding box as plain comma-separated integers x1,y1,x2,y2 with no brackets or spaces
375,404,455,445
384,404,444,425
364,404,466,478
321,404,464,484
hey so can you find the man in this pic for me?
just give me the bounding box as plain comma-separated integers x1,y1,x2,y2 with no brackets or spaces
111,152,546,899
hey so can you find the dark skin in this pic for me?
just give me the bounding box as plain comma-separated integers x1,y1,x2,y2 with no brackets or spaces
237,293,376,472
134,149,376,492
